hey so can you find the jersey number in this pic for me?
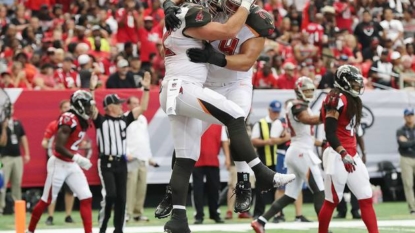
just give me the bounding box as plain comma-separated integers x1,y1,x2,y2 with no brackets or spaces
345,116,356,137
71,131,85,151
218,38,240,55
162,30,176,57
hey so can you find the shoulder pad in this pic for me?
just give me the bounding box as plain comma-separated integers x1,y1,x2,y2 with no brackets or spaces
184,6,211,29
324,90,341,111
245,6,275,37
291,102,308,116
59,113,77,128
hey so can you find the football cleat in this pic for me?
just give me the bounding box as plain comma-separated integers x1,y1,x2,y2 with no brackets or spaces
251,220,265,233
155,185,173,219
273,173,296,188
164,209,191,233
233,181,252,213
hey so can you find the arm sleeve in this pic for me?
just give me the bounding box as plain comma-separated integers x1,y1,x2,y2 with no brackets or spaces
270,120,284,138
325,117,342,150
93,114,104,129
17,121,26,137
125,111,135,127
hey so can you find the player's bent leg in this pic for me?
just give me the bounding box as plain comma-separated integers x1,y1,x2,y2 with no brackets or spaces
66,165,93,233
347,156,379,233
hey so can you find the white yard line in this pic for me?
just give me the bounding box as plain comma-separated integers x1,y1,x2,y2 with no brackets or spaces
4,220,414,233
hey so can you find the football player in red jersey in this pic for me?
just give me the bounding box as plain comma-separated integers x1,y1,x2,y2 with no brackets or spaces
318,65,378,233
27,90,95,233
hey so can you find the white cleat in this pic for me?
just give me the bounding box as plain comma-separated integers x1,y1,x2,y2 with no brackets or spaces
273,173,296,187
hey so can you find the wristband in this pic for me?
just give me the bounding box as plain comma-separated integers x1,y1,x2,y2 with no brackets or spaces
143,87,150,91
339,149,347,158
240,1,251,11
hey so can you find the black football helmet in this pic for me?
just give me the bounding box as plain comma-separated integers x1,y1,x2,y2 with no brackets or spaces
70,90,95,120
334,64,364,97
208,0,222,17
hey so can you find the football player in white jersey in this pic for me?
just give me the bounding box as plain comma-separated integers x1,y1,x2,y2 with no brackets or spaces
158,1,295,233
156,0,276,219
251,77,328,233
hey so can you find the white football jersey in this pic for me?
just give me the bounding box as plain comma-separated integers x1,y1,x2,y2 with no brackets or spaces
163,5,209,84
206,13,256,83
285,101,315,149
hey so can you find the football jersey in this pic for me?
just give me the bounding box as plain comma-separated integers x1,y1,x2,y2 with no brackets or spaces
54,112,87,162
162,4,211,84
285,100,315,149
207,6,274,84
44,120,58,157
321,92,358,156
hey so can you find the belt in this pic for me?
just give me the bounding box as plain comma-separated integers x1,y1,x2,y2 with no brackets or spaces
99,155,124,162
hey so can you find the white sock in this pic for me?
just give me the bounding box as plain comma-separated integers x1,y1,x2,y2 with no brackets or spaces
248,158,261,168
172,205,186,210
259,216,268,223
234,161,251,173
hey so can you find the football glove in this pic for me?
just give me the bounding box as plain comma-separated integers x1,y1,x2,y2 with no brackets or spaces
163,0,181,31
340,150,356,173
73,153,92,170
187,42,227,67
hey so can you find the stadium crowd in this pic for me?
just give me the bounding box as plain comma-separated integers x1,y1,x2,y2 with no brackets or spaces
0,0,414,90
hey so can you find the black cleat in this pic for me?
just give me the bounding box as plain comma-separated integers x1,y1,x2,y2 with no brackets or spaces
155,185,173,219
164,209,191,233
233,181,252,213
65,215,74,223
45,216,53,225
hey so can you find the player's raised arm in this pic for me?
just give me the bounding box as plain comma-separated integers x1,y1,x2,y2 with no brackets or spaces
89,75,100,120
162,0,183,30
184,0,255,41
131,72,151,119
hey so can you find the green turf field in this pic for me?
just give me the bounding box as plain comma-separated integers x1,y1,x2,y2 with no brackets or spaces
1,202,414,232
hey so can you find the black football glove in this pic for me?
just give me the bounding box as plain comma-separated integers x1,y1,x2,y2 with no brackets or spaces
186,42,227,67
163,0,181,31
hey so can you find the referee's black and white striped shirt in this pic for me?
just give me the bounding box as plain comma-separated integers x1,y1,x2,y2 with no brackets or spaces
93,112,135,157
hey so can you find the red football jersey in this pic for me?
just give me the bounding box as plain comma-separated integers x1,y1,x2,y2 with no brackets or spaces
44,120,58,157
303,23,324,46
321,93,357,156
54,69,80,89
54,112,86,162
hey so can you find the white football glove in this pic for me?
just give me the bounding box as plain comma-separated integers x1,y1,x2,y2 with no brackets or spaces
72,153,92,170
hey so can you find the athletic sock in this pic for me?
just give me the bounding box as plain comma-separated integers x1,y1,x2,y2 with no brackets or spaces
359,198,379,233
313,191,325,215
170,158,196,208
318,200,337,233
262,195,295,220
79,198,93,233
28,200,49,232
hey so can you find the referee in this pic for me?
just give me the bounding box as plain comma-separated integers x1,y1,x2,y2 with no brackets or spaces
89,73,151,233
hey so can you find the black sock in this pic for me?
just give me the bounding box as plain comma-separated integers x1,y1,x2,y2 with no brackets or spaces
226,117,258,163
170,158,196,207
262,195,295,220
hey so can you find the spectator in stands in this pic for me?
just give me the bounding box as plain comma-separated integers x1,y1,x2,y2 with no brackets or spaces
369,48,395,88
120,42,136,61
106,59,136,88
32,64,57,90
294,32,318,66
344,35,363,64
277,62,297,89
116,0,141,53
138,16,160,71
129,56,145,88
11,4,29,32
396,108,415,215
0,72,14,89
192,125,226,224
402,9,415,40
333,0,354,32
400,55,415,88
363,37,382,62
354,10,384,50
125,96,157,222
88,25,111,53
380,8,404,49
0,105,30,215
253,63,278,89
54,57,80,89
